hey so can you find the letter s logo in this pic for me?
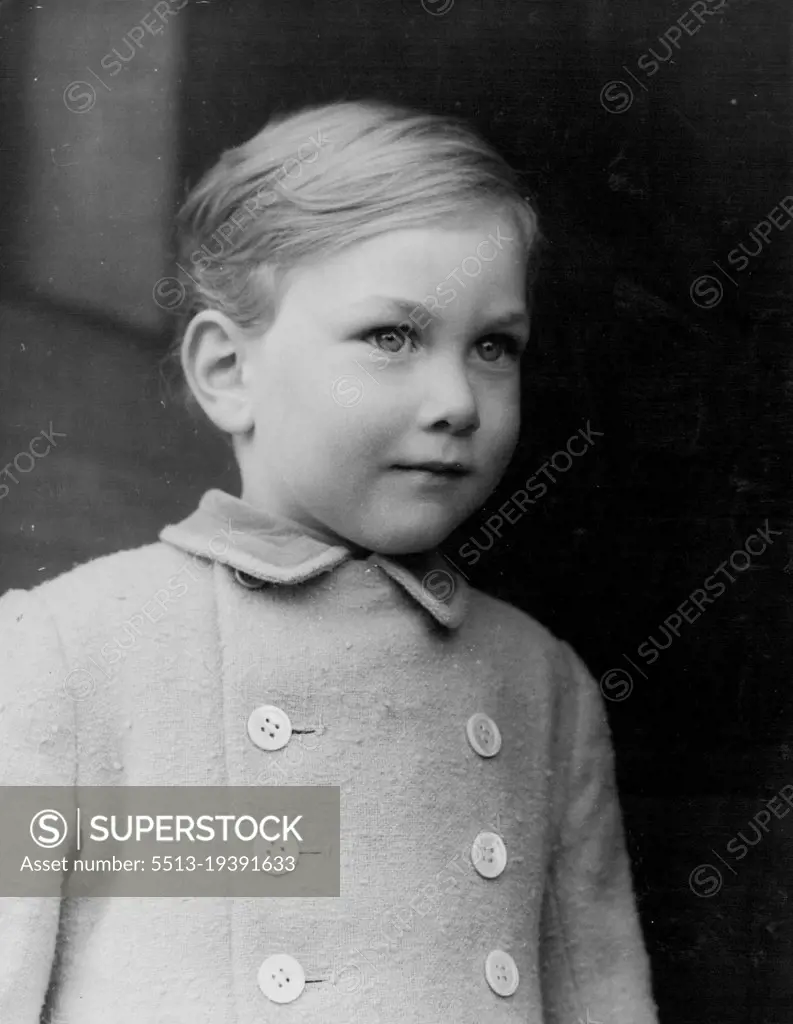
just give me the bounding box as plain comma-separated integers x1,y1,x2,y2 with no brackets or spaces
63,82,96,114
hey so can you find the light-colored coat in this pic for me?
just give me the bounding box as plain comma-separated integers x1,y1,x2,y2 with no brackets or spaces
0,488,659,1024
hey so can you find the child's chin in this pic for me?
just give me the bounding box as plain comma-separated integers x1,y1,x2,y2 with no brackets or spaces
361,515,458,557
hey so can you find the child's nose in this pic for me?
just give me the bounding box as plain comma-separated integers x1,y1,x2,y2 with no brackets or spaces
417,359,480,434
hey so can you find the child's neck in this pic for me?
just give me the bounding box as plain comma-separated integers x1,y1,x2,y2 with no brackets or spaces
237,485,368,554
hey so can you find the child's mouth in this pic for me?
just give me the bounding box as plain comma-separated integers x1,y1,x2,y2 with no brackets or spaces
391,461,472,480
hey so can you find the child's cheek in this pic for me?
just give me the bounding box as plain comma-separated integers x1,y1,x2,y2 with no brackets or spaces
487,409,520,468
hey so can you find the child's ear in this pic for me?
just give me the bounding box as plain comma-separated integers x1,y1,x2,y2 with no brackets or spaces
181,310,254,436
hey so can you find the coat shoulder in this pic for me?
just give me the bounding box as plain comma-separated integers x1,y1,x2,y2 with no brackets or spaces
37,540,189,602
0,541,200,637
464,584,599,710
466,583,565,659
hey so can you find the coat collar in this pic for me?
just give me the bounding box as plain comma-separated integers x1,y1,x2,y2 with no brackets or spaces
159,489,469,629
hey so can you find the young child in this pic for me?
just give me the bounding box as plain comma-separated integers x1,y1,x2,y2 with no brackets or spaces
0,100,659,1024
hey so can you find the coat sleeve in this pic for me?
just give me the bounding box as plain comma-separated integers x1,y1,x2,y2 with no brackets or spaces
0,587,77,1023
539,640,659,1024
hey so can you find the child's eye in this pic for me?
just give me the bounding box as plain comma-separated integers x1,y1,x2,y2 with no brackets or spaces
476,334,523,363
363,324,417,354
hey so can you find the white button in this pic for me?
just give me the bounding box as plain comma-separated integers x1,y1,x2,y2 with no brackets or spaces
253,832,301,874
484,949,519,997
248,705,292,751
466,713,501,757
471,831,507,878
257,953,305,1003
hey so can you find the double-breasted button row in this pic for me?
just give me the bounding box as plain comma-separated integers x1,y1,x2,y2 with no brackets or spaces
249,702,518,1003
236,564,313,1006
466,712,519,998
256,947,520,1005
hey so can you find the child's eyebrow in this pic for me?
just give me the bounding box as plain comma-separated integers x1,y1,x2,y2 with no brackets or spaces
483,310,531,334
344,296,422,319
342,297,530,334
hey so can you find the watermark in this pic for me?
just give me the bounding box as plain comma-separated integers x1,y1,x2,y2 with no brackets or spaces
330,225,517,408
689,782,793,897
153,129,331,313
421,568,456,604
405,226,517,321
421,0,454,15
63,0,188,114
599,521,783,701
61,519,244,701
456,421,603,567
329,349,394,408
186,130,329,270
599,0,731,114
4,786,338,897
31,809,304,848
85,753,124,780
690,192,793,308
0,423,66,502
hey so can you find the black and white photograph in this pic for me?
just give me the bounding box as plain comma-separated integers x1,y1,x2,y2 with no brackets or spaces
0,1,790,1021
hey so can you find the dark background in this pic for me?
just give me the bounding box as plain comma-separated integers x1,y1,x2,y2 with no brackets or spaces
1,1,791,1020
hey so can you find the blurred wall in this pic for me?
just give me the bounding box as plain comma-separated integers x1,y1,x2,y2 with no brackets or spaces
12,0,184,332
0,1,232,592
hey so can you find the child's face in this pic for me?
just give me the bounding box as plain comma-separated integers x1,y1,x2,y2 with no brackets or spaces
238,210,530,555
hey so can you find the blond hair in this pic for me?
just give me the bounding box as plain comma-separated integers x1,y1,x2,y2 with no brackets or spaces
162,98,542,414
